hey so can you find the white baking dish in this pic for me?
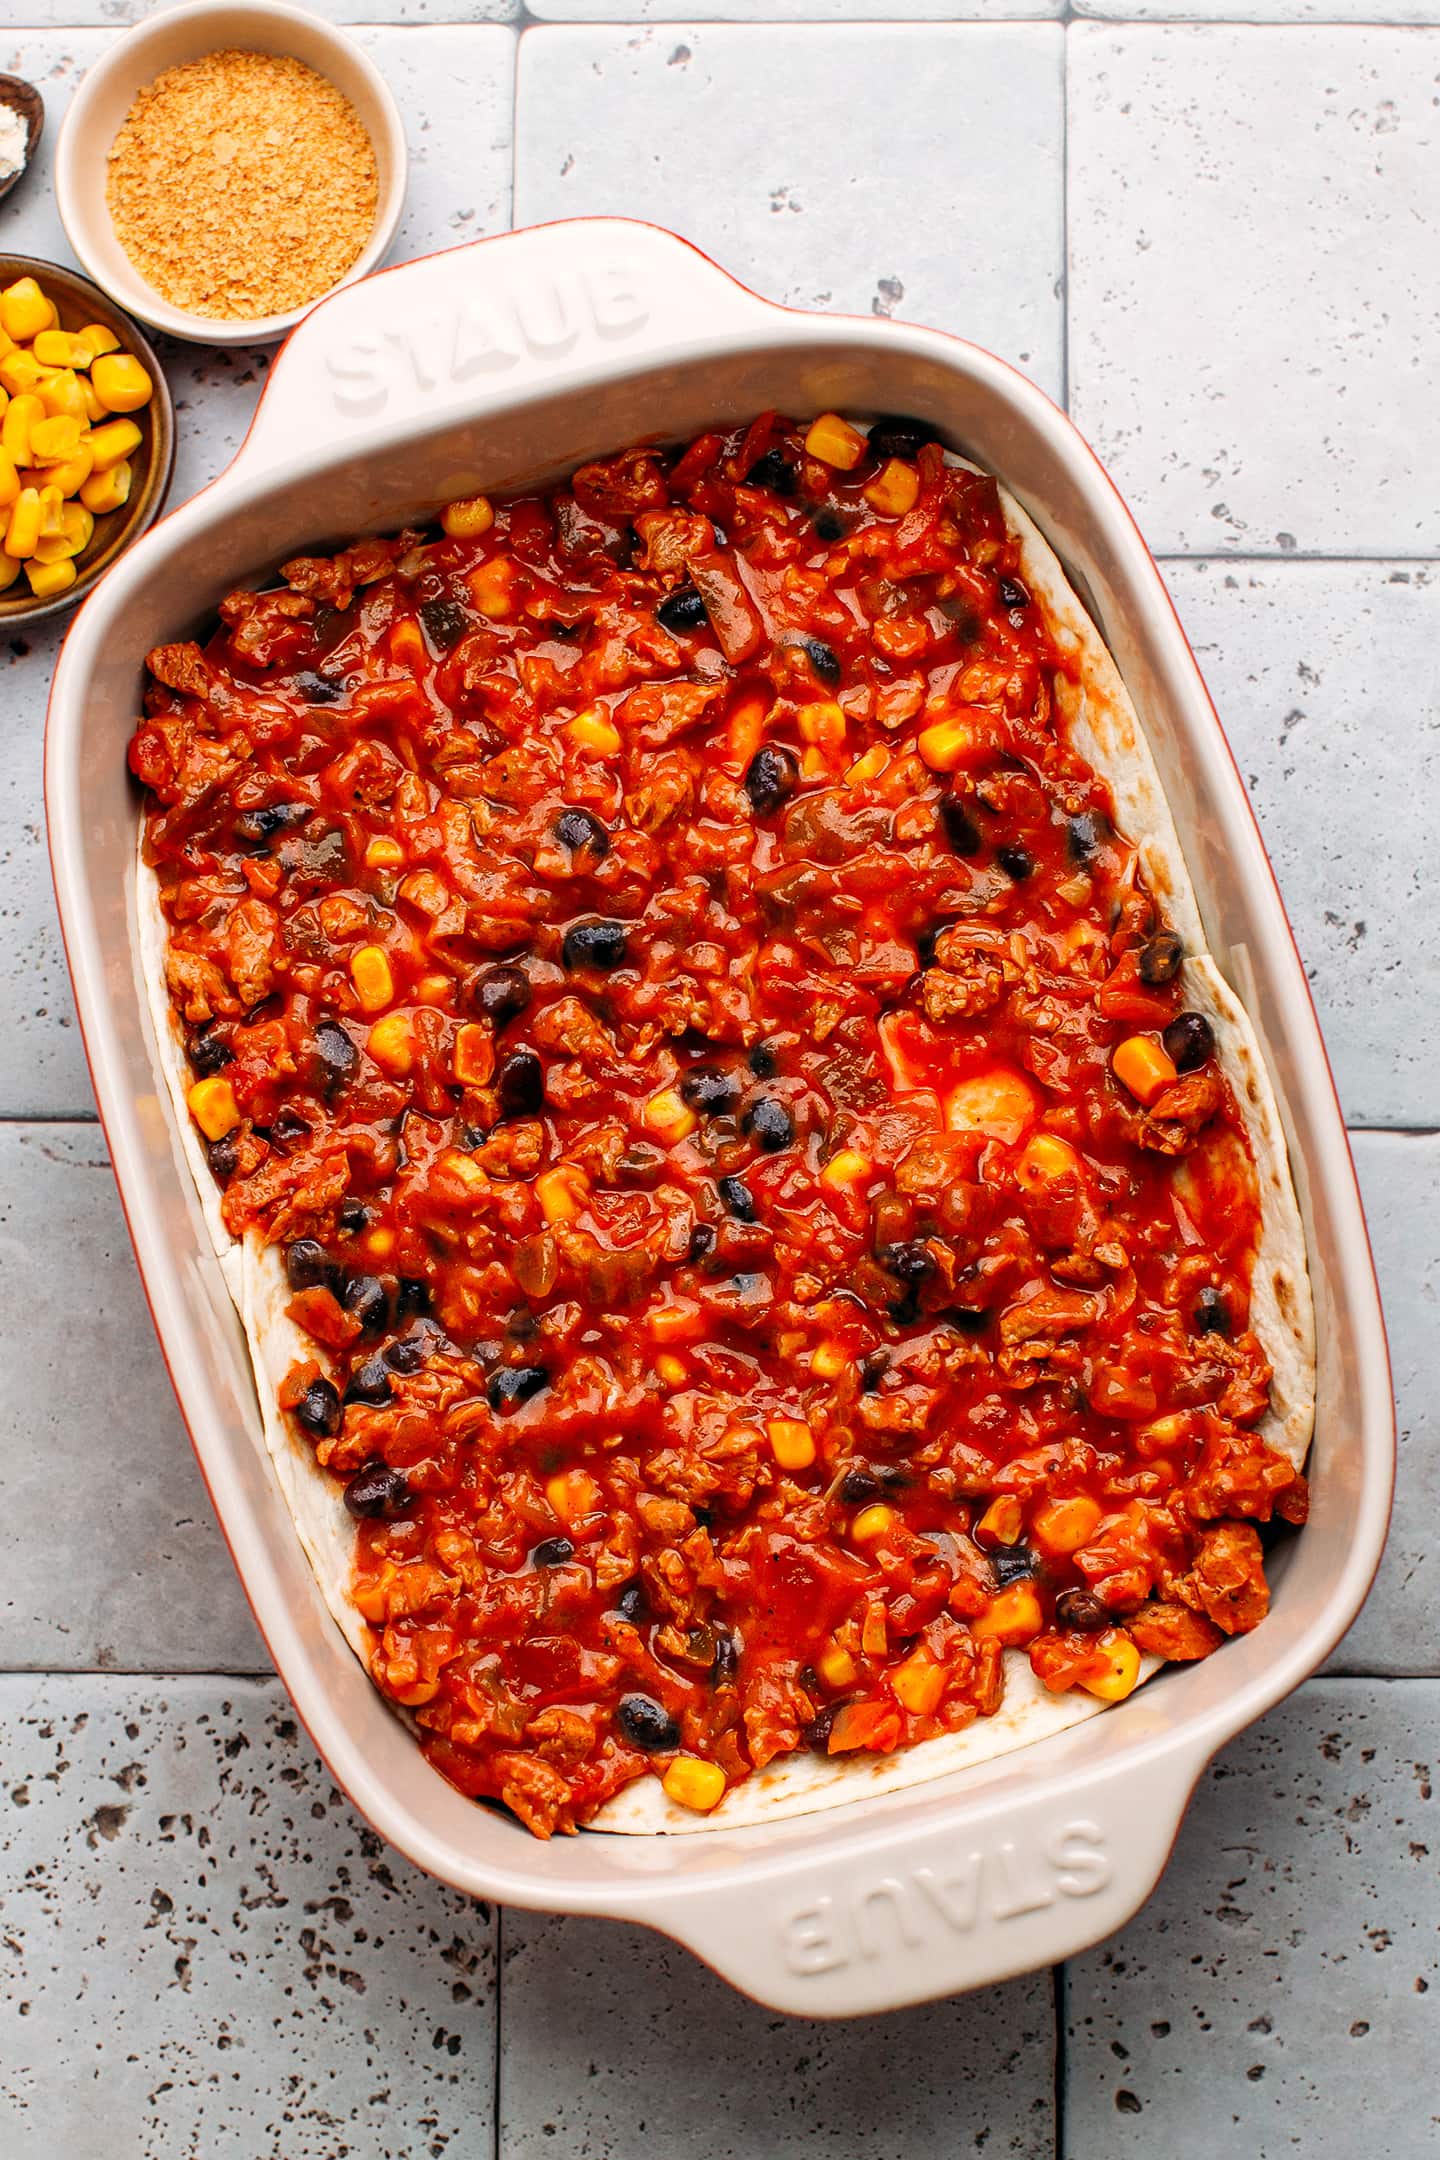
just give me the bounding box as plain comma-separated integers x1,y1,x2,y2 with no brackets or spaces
45,219,1394,2016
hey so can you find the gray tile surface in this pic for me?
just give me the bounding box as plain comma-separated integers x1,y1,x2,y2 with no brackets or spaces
514,24,1067,400
1063,1681,1440,2157
500,1910,1056,2157
0,1124,264,1672
1068,26,1440,557
1165,559,1440,1128
0,1676,498,2160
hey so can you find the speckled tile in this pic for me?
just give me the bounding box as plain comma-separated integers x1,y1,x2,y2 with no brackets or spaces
0,1124,265,1671
500,1908,1056,2157
11,0,516,29
1063,1679,1440,2157
1327,1135,1438,1677
514,25,1066,400
1077,0,1440,17
1067,27,1440,556
1162,558,1440,1128
532,0,1058,20
0,1676,498,2160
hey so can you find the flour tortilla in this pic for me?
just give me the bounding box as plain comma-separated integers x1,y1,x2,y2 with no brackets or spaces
136,444,1314,1837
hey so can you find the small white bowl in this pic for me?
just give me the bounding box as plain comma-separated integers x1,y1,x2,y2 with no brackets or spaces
55,0,406,347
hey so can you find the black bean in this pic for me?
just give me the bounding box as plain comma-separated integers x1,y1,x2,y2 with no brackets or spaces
680,1063,740,1115
341,1274,389,1336
840,1466,882,1504
294,1378,341,1438
497,1048,545,1117
532,1535,575,1569
471,964,532,1028
338,1198,370,1233
314,1020,358,1088
343,1460,410,1520
711,1634,739,1687
998,576,1030,610
614,1579,647,1624
991,1544,1037,1587
486,1364,549,1411
418,596,469,650
939,794,983,856
1163,1011,1215,1072
396,1276,432,1320
687,1222,717,1263
743,1097,793,1152
717,1174,757,1222
294,670,342,704
385,1329,433,1374
945,1305,991,1335
235,800,309,845
1138,932,1185,986
656,584,708,635
189,1024,233,1076
1194,1285,1231,1336
748,1042,778,1079
616,1692,681,1752
744,449,798,496
1067,810,1108,863
284,1239,334,1293
878,1239,933,1283
743,745,799,816
345,1354,394,1406
812,508,847,543
562,919,629,971
998,844,1034,881
554,807,610,859
803,1704,844,1754
868,414,940,461
804,637,842,686
859,1349,890,1394
1055,1587,1108,1631
269,1107,311,1148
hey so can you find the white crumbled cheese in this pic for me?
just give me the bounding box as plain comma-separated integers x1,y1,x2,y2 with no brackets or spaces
0,102,27,183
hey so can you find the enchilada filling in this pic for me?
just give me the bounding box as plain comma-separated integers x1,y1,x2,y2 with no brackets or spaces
130,413,1308,1837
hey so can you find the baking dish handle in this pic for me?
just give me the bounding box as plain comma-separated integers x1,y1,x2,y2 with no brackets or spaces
643,1740,1205,2017
236,219,783,471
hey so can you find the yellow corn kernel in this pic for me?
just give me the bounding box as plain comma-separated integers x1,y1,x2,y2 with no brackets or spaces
441,492,494,539
2,392,43,464
945,1067,1038,1147
453,1022,495,1087
0,552,21,592
86,418,143,473
804,411,866,470
536,1163,590,1223
90,352,153,414
364,835,405,869
565,706,622,757
467,556,513,617
799,745,830,782
1,278,52,344
1016,1131,1083,1189
37,486,66,540
4,488,41,559
0,328,10,360
0,451,17,509
366,1011,415,1076
862,1600,890,1658
974,1494,1024,1549
32,330,86,369
796,699,846,749
818,1642,858,1690
845,743,889,788
655,1352,688,1388
819,1148,872,1191
643,1087,698,1145
863,458,921,518
1080,1631,1142,1702
30,414,82,465
415,973,452,1006
891,1645,946,1716
390,614,427,671
350,944,395,1012
79,380,105,424
364,1225,397,1262
546,1468,602,1525
187,1075,240,1140
648,1300,703,1345
1112,1035,1178,1107
34,505,94,565
850,1502,897,1545
972,1582,1044,1646
917,714,979,772
38,371,88,423
0,349,41,397
75,323,121,362
35,444,94,499
79,459,132,515
1033,1496,1104,1558
662,1756,726,1813
25,557,77,599
1136,1412,1189,1460
767,1417,816,1472
810,1338,849,1380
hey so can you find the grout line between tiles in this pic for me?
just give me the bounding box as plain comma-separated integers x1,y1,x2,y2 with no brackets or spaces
1052,1963,1067,2158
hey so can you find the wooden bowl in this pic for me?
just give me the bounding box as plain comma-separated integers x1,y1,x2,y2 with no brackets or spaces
0,254,175,624
0,76,43,209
